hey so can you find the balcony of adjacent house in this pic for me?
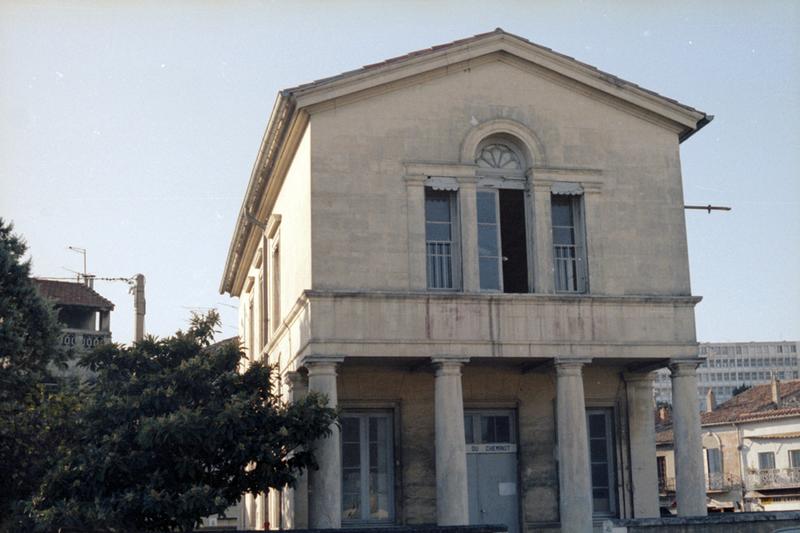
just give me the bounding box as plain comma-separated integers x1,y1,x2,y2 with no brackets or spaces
747,468,800,491
658,473,739,496
706,472,741,493
58,307,112,351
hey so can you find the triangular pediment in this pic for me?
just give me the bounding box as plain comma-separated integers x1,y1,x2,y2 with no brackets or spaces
284,28,708,139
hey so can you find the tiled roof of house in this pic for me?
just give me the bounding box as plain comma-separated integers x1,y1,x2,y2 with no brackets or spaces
656,380,800,444
33,278,115,311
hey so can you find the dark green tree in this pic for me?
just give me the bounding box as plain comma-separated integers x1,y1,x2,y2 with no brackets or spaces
29,311,336,532
0,218,65,524
732,383,751,397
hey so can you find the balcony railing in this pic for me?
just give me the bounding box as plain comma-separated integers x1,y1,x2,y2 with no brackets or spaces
659,473,740,494
706,472,739,492
61,329,111,350
747,467,800,490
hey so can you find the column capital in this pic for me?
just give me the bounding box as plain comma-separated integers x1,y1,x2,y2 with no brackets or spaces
303,355,344,373
554,357,591,376
284,370,308,391
431,357,469,376
668,359,702,377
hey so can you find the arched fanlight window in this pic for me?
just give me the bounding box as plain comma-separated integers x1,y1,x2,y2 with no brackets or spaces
475,143,523,171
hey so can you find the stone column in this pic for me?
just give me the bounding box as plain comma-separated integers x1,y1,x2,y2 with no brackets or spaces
555,359,593,533
306,358,343,528
283,371,309,529
458,178,480,292
669,360,707,517
432,357,470,525
624,372,660,518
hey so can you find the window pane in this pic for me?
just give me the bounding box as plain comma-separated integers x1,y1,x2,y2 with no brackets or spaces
478,225,499,256
477,191,497,223
342,493,360,520
588,414,606,438
553,227,575,246
464,415,474,444
759,452,776,470
479,258,501,290
342,417,360,442
426,222,451,241
494,416,511,443
425,191,451,222
551,197,573,226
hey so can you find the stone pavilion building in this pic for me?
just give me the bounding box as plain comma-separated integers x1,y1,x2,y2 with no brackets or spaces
220,29,712,532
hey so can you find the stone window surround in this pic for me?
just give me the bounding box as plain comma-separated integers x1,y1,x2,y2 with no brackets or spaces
404,161,602,294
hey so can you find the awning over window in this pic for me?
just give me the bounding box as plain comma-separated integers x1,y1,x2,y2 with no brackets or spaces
551,181,584,196
426,176,459,191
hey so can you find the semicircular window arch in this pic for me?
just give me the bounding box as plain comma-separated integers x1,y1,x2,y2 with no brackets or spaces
475,143,524,171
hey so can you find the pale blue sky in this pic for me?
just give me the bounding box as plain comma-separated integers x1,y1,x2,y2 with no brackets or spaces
1,1,798,344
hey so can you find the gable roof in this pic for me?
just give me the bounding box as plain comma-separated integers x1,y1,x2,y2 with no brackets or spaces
220,28,712,295
33,278,115,311
657,380,800,444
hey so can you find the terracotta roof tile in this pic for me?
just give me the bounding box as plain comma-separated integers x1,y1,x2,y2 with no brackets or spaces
702,380,800,425
656,380,800,444
33,279,115,311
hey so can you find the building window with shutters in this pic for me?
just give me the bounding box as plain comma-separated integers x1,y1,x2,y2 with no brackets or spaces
551,189,588,293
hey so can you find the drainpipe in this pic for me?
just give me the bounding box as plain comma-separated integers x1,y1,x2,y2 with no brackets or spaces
735,423,747,511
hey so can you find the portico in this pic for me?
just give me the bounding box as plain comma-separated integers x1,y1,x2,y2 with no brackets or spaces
279,352,703,532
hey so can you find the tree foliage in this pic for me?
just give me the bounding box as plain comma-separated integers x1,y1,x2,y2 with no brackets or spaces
0,218,65,522
28,311,336,532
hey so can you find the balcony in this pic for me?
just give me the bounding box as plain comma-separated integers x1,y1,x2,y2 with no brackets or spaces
61,328,111,350
747,468,800,490
706,472,739,493
658,474,739,495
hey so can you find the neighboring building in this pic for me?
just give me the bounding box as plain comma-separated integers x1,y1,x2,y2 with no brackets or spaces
33,277,114,352
220,29,712,532
657,379,800,513
654,341,800,409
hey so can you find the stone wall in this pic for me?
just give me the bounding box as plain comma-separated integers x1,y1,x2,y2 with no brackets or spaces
603,511,800,532
336,361,633,529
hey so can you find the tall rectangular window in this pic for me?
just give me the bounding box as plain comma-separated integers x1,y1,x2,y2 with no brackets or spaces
270,238,280,332
476,189,529,293
758,451,776,470
261,267,269,348
552,195,587,293
341,412,394,524
425,189,458,289
477,190,501,291
587,408,616,517
790,450,800,468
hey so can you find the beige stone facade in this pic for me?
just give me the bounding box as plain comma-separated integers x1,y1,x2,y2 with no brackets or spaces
221,29,711,532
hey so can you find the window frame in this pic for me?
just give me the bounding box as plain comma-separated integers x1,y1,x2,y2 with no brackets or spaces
758,451,776,470
551,193,588,293
425,187,461,291
340,411,396,525
586,407,617,518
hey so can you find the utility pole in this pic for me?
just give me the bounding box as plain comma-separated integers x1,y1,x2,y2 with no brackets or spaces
132,274,146,342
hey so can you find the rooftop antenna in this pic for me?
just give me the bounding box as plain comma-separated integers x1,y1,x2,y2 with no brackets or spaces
684,204,732,214
67,246,88,284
